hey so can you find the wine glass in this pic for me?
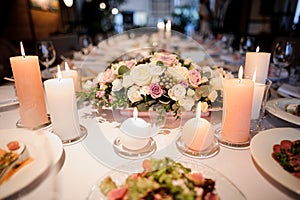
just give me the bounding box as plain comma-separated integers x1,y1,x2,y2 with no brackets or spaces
272,41,295,87
36,41,56,78
79,35,93,55
239,36,255,55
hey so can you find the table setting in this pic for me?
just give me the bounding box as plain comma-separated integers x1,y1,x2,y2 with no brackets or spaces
0,27,299,200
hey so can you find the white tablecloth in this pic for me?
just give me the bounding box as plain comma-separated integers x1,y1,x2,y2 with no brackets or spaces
0,83,299,200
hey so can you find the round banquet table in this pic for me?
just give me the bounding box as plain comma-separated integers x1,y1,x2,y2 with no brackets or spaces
0,83,299,200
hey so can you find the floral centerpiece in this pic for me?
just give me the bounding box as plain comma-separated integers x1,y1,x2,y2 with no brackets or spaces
80,52,227,118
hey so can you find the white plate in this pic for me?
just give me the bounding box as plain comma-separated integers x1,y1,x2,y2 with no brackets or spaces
250,128,300,195
0,129,63,199
88,158,246,200
266,98,300,126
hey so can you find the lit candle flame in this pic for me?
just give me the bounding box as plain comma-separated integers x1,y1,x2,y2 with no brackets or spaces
196,102,201,119
20,41,25,57
65,62,70,71
133,107,138,120
57,65,62,80
256,46,260,52
157,21,165,30
252,70,257,82
238,65,243,82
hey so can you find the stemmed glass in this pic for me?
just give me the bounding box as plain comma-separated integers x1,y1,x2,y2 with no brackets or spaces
239,36,255,56
79,35,93,55
36,41,56,78
272,41,295,87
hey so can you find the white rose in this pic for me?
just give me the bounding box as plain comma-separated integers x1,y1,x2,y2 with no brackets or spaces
208,90,218,102
170,84,186,100
112,79,123,91
167,66,188,81
151,76,160,83
93,72,103,85
186,88,195,97
210,77,223,90
140,86,150,95
184,58,192,65
130,64,152,86
83,80,93,90
179,97,194,111
149,64,164,76
122,74,134,88
202,66,213,74
99,83,107,90
127,86,143,103
201,76,209,84
201,101,209,112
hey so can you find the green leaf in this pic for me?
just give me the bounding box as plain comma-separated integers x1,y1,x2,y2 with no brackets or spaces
118,65,130,75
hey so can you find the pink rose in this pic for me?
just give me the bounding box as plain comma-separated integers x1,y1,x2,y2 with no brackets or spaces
100,68,115,83
125,60,136,69
179,80,189,88
149,83,164,99
152,53,178,66
188,69,201,87
160,54,178,66
96,90,105,98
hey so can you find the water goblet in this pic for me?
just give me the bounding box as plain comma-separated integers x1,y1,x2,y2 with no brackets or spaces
79,35,93,55
239,36,255,56
36,41,56,78
272,41,295,87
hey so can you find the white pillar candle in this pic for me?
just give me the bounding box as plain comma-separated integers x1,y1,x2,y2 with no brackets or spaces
61,62,79,92
165,20,172,51
181,102,213,151
157,21,165,40
244,46,270,84
119,108,151,150
251,71,266,119
221,66,254,143
44,65,81,141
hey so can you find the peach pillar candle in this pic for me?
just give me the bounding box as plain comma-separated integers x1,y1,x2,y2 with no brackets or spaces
61,62,79,92
9,42,48,128
44,65,81,141
221,66,254,143
244,46,270,83
181,102,213,151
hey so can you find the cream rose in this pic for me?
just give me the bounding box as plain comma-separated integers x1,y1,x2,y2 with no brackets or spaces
150,64,164,76
167,66,188,81
127,86,142,103
169,84,186,100
112,79,123,91
122,74,134,88
208,90,218,102
179,97,194,111
130,64,152,86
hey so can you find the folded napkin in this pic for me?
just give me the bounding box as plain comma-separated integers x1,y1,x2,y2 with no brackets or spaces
277,83,300,98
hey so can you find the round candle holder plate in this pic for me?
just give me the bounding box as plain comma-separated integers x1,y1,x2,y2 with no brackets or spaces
60,125,88,145
215,128,250,149
113,137,156,160
16,114,52,130
176,136,219,159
